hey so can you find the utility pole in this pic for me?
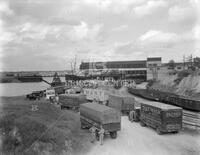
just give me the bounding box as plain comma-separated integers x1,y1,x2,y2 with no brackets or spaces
183,55,185,70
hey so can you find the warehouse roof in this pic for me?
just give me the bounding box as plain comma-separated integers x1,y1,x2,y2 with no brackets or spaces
80,60,147,70
147,57,161,61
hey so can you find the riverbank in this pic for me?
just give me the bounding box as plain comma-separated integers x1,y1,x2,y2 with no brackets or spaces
0,76,21,83
0,96,92,155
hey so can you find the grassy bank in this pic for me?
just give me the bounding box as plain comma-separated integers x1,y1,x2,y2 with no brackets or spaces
0,96,91,155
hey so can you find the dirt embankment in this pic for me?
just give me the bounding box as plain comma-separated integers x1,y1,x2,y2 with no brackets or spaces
150,71,200,99
0,96,92,155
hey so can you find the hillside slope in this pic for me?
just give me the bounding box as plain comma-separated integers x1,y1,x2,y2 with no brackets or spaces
151,71,200,100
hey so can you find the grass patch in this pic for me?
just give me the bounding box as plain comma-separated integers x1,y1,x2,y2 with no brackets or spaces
174,70,190,85
0,96,91,155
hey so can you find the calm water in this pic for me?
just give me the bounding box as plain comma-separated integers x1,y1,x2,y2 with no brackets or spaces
0,77,65,96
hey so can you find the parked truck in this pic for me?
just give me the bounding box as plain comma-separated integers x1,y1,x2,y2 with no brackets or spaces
80,102,121,139
59,94,87,111
108,94,137,115
139,101,182,135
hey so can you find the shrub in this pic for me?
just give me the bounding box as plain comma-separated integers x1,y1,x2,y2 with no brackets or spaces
174,70,190,85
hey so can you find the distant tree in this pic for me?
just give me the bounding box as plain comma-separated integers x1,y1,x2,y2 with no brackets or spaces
168,60,175,69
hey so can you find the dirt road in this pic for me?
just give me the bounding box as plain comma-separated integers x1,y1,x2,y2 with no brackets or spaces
84,116,200,155
83,87,200,155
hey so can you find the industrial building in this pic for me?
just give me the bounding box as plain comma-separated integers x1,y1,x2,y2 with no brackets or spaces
80,57,194,81
80,57,162,81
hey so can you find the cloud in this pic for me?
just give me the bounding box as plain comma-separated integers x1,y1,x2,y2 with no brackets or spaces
112,25,128,31
83,0,146,14
48,17,81,26
193,25,200,40
139,30,179,43
68,22,102,41
16,22,62,42
110,41,146,59
0,19,15,62
0,1,13,15
133,0,168,17
168,5,197,23
1,0,198,71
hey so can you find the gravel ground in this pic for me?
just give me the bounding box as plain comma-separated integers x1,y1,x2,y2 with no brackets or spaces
84,116,200,155
83,86,200,155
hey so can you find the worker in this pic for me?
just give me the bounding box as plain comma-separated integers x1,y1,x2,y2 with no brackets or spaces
93,98,97,103
129,110,134,122
99,125,105,145
55,94,59,105
89,126,96,143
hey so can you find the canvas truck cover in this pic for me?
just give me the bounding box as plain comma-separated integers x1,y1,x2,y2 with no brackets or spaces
108,95,123,111
80,103,121,125
122,96,135,110
108,94,135,111
59,94,87,107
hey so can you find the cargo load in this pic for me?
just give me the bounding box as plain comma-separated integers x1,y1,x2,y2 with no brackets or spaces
108,94,136,114
59,94,87,110
80,103,121,139
83,88,109,102
140,101,182,135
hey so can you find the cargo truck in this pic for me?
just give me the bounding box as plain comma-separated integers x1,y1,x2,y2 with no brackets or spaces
59,94,87,111
140,102,182,135
80,103,121,139
108,94,137,115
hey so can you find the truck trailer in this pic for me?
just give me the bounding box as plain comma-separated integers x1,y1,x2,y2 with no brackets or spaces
108,94,137,115
80,102,121,139
140,101,182,134
59,94,87,111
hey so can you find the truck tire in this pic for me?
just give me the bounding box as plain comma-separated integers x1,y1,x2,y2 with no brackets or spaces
172,131,178,134
140,121,145,127
80,122,85,129
110,131,117,139
156,127,163,135
132,111,136,121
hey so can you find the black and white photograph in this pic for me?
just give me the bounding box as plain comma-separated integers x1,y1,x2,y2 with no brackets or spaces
0,0,200,155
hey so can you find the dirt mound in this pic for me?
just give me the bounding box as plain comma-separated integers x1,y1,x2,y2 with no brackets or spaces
150,72,200,99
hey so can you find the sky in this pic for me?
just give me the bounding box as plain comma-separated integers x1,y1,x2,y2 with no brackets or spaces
0,0,200,71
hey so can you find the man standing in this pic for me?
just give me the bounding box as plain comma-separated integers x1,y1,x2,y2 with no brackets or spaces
129,110,134,122
99,125,105,145
55,94,59,105
89,126,96,143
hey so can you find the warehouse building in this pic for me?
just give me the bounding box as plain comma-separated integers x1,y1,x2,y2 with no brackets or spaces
80,57,162,81
80,57,197,82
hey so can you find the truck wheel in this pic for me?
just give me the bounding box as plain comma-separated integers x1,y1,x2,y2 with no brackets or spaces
132,111,136,121
110,131,117,139
140,121,145,127
80,122,85,129
156,128,163,135
172,131,178,134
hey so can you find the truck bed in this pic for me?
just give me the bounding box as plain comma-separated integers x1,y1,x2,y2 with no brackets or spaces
80,103,121,125
59,94,87,107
